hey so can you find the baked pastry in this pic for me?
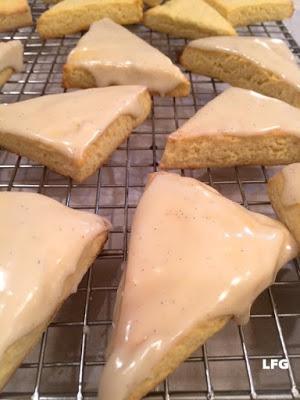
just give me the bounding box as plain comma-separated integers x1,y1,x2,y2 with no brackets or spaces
143,0,236,40
0,191,110,391
144,0,162,5
0,86,151,182
0,40,23,86
63,18,190,97
268,164,300,248
180,36,300,108
0,0,32,32
160,88,300,169
37,0,143,38
99,171,297,400
204,0,294,26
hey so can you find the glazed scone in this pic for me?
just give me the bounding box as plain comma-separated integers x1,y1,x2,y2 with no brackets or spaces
0,40,23,86
0,191,110,391
37,0,143,38
63,19,190,96
180,36,300,108
204,0,294,26
0,86,151,182
268,164,300,247
143,0,236,40
99,172,297,400
160,88,300,169
0,0,32,32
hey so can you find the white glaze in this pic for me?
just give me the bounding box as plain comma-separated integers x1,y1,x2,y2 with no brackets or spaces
66,18,186,95
99,172,297,400
281,163,300,206
0,191,110,361
189,36,300,88
0,40,23,74
170,88,300,138
0,86,147,158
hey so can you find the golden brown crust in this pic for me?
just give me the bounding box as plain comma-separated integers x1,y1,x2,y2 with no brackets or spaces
0,91,151,182
126,316,230,400
160,131,300,169
0,67,14,86
0,229,109,391
62,64,191,97
268,172,300,248
180,46,300,108
37,0,143,39
0,0,32,32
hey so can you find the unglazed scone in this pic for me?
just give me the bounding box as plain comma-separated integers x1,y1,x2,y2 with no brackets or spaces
180,36,300,108
0,40,23,86
161,88,300,169
204,0,294,26
144,0,162,6
37,0,143,39
99,172,297,400
0,0,32,32
0,86,151,182
63,19,190,97
268,164,300,248
0,191,110,391
143,0,236,40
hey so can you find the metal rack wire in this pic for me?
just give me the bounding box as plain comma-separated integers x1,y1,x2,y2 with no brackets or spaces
1,1,300,399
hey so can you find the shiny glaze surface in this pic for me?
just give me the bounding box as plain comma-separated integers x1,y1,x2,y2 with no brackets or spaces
0,85,147,157
189,36,300,88
0,192,109,360
170,88,300,138
99,172,297,400
0,40,23,73
281,163,300,206
67,18,186,95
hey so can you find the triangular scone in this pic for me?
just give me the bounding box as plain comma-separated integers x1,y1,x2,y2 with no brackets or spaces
143,0,236,39
181,36,300,108
99,172,297,400
204,0,294,26
0,40,23,86
161,88,300,169
268,164,300,248
37,0,143,39
63,19,190,97
0,86,151,182
0,192,110,391
0,0,32,32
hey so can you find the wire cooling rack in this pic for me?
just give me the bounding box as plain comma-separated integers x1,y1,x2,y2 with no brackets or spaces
1,1,300,399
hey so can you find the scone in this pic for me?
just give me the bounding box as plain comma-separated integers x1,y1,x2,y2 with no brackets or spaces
268,164,300,247
0,191,110,391
143,0,236,40
204,0,294,26
99,172,297,400
37,0,143,39
0,0,32,32
0,40,23,86
144,0,162,5
180,36,300,108
0,86,151,182
63,18,190,97
160,88,300,169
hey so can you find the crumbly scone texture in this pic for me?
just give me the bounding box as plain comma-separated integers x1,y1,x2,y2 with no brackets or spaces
0,91,151,182
62,64,191,97
143,0,236,39
0,67,13,86
180,46,300,108
0,0,32,32
124,316,230,400
37,0,143,38
0,230,109,391
160,131,300,169
204,0,294,26
268,171,300,248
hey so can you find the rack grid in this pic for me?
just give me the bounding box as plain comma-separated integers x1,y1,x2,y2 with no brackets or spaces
1,1,300,399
